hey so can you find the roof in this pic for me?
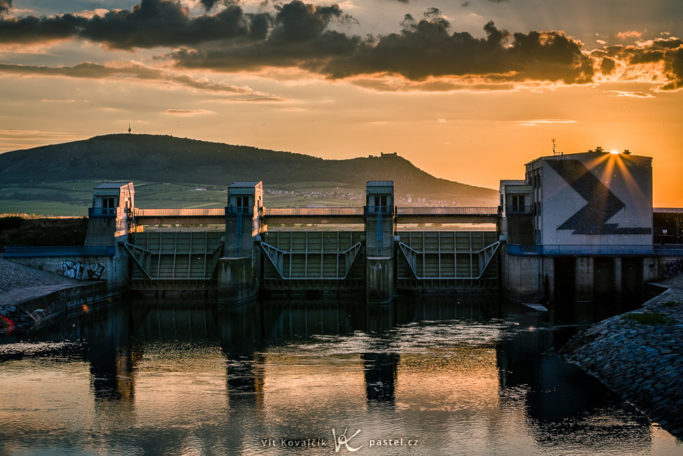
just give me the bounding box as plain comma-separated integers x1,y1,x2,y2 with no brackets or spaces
366,180,394,187
654,208,683,214
526,151,652,168
500,180,526,186
94,182,131,189
229,181,261,188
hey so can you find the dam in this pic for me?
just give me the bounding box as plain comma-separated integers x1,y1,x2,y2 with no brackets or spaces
3,149,682,304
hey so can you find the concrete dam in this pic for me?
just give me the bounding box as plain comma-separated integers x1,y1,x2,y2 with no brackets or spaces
4,149,682,304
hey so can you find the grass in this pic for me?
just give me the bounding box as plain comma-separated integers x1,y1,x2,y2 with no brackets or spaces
622,312,674,325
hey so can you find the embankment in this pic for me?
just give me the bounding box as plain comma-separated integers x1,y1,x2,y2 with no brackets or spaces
0,258,115,334
563,278,683,438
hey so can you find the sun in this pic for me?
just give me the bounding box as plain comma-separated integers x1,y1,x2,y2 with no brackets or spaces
610,149,620,155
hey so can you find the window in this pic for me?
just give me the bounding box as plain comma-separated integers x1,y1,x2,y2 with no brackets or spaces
236,196,249,208
102,197,116,216
511,195,525,213
374,195,387,207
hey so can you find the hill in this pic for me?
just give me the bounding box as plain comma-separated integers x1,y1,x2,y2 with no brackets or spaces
0,134,498,215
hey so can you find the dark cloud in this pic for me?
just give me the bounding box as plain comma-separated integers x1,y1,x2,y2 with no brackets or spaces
1,1,680,91
173,1,357,71
600,57,616,75
0,0,263,48
0,62,281,100
174,11,594,85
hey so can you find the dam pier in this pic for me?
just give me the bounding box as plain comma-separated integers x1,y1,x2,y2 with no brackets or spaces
3,149,682,305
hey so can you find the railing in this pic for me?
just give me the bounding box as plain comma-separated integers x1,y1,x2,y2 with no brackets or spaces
226,206,255,217
505,205,532,215
89,207,117,217
397,207,498,216
264,207,363,217
364,206,394,216
134,208,225,217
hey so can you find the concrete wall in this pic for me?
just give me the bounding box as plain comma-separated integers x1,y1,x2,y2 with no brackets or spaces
502,250,543,302
10,250,129,291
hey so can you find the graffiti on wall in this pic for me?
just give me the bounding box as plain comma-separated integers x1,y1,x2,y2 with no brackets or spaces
61,261,105,280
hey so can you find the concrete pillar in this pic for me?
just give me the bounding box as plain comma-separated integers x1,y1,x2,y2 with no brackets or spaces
542,256,554,303
366,257,394,303
574,257,594,302
364,181,395,303
219,181,264,300
84,182,135,290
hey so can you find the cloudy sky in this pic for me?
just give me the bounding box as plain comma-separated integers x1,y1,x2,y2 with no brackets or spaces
0,0,681,205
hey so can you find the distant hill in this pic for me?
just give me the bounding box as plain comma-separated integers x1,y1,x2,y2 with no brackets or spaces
0,134,498,209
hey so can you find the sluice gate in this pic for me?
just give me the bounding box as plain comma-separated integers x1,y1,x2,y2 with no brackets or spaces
396,231,500,290
122,231,222,290
260,231,365,290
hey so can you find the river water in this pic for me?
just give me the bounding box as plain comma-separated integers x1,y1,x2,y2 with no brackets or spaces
0,297,680,455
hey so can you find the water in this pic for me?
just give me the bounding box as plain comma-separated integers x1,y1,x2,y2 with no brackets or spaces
0,297,680,455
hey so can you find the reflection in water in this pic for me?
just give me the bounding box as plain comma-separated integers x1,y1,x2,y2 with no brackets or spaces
363,353,399,406
0,297,680,455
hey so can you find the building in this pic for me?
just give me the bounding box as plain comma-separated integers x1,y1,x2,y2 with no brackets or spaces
500,150,657,305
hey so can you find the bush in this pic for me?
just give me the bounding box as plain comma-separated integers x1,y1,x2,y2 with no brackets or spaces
0,216,25,230
622,312,673,325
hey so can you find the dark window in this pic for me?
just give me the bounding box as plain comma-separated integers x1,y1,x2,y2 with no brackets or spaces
103,197,116,215
511,195,525,213
236,196,249,208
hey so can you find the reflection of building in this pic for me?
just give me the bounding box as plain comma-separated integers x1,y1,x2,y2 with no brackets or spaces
496,329,651,450
85,307,138,403
362,353,399,405
500,151,657,308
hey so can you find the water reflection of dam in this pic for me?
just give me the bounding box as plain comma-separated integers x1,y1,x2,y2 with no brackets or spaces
0,299,663,455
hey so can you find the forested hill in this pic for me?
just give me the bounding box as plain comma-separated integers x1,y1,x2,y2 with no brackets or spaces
0,134,497,205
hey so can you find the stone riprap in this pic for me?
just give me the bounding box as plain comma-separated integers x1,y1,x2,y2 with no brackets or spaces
563,277,683,439
0,257,74,292
0,258,112,334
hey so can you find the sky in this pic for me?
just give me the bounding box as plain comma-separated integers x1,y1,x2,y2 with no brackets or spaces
0,0,681,206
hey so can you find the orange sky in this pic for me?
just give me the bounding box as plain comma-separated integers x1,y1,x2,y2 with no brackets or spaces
0,0,681,206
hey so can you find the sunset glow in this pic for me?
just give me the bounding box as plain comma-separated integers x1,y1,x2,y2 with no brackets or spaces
0,0,681,205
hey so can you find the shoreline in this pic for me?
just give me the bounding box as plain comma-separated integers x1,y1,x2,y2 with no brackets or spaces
562,277,683,439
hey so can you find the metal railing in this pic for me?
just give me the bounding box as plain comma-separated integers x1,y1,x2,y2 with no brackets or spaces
134,208,225,217
397,207,498,216
89,207,117,217
364,205,394,216
226,206,255,217
127,206,501,219
263,207,363,217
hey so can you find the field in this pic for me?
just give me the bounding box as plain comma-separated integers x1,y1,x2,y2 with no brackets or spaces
0,180,473,216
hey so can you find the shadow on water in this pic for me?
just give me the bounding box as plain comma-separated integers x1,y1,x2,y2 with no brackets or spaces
0,295,679,454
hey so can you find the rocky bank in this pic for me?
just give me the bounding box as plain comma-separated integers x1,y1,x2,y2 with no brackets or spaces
563,277,683,439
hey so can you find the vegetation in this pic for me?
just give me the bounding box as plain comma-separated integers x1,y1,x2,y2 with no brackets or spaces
622,312,674,325
0,217,88,247
0,134,498,216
